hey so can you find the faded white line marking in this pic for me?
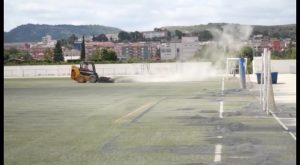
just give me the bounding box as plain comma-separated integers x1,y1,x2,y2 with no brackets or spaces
270,111,296,141
219,101,223,118
289,132,296,140
214,144,222,162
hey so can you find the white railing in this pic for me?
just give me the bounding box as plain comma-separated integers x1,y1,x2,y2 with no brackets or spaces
4,62,214,78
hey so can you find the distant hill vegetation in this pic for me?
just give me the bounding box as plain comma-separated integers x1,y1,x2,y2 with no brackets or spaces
4,24,123,43
162,23,296,40
4,23,296,43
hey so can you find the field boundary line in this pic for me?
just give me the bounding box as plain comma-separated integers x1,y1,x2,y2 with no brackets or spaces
270,111,296,141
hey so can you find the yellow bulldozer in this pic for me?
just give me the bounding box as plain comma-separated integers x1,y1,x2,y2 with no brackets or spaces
71,61,114,83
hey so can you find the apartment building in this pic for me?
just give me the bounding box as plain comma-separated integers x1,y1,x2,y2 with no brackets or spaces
179,37,202,61
160,42,180,60
115,42,160,60
85,41,115,57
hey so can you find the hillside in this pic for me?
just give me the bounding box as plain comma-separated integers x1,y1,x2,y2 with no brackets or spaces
162,23,296,40
4,24,123,43
4,23,296,43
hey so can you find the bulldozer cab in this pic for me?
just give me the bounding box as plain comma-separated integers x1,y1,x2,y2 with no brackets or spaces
71,61,114,83
79,61,97,76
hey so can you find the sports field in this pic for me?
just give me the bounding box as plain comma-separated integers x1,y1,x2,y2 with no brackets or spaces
4,77,296,165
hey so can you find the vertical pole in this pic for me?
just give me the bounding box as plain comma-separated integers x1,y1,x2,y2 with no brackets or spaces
266,50,271,115
263,48,268,112
259,56,263,105
239,57,246,89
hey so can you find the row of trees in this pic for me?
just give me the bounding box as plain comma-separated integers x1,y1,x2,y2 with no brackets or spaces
90,29,213,43
4,48,32,63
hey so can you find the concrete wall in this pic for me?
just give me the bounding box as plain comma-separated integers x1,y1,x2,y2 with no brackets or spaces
253,58,296,74
4,62,214,78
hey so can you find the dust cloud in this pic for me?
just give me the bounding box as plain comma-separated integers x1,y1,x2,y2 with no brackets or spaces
116,24,253,83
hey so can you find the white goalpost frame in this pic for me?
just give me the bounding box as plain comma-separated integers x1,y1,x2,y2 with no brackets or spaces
260,48,274,115
226,58,248,77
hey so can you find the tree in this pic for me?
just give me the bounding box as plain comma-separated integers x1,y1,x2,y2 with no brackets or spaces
175,30,183,39
43,48,54,62
60,39,68,47
91,47,102,62
240,46,254,74
21,51,33,61
93,34,108,42
101,48,117,61
91,47,118,62
198,30,213,41
271,32,280,38
4,49,10,62
166,30,171,41
80,36,86,61
240,46,253,61
290,48,296,59
130,31,143,42
67,34,78,45
118,31,131,41
4,48,32,62
53,40,64,62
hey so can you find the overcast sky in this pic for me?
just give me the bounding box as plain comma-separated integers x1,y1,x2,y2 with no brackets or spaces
4,0,296,32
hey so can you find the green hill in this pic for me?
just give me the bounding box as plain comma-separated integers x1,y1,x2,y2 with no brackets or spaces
4,24,123,43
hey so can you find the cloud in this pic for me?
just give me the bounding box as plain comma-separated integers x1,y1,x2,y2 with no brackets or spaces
4,0,296,32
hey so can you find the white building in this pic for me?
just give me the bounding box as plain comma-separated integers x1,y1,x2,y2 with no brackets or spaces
160,37,208,61
106,33,119,41
181,36,198,43
142,31,167,39
40,35,56,47
42,35,52,44
160,43,180,60
179,37,202,61
63,49,81,62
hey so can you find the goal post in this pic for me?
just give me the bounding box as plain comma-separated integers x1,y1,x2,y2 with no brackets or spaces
260,48,277,115
226,58,247,78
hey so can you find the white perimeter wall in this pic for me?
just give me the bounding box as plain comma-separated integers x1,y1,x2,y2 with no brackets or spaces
4,62,215,78
253,58,296,74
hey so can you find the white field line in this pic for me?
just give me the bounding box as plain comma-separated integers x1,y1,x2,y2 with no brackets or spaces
114,102,153,123
214,144,222,162
270,111,296,141
214,76,224,162
289,132,297,140
219,101,223,118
